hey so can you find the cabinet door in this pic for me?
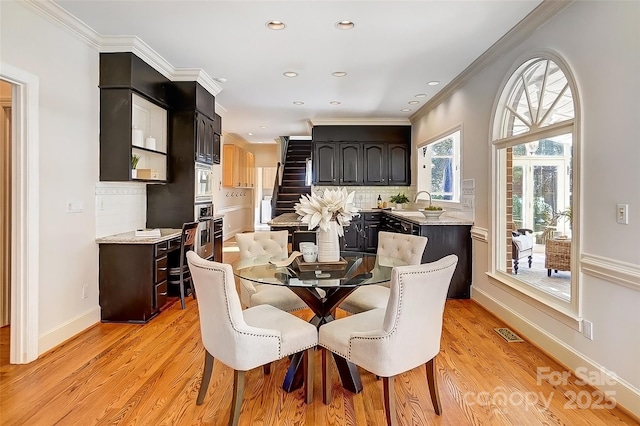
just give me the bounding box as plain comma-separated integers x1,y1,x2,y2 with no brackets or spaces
212,133,221,164
222,145,236,187
388,144,410,185
342,220,361,251
313,143,338,185
338,143,362,185
363,143,387,185
204,117,215,164
195,114,208,163
364,222,380,252
246,152,255,187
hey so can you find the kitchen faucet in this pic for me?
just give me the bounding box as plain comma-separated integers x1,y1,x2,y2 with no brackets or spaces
414,190,432,206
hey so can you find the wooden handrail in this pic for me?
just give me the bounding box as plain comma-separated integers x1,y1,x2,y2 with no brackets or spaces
271,162,281,219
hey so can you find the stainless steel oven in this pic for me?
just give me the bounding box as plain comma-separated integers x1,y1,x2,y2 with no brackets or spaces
195,202,213,260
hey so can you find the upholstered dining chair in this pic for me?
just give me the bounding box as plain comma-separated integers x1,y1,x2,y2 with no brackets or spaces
339,231,428,314
167,221,199,309
235,230,309,312
319,255,458,426
511,228,534,274
186,251,318,426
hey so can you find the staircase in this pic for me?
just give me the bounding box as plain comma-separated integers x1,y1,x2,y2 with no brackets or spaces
274,140,312,216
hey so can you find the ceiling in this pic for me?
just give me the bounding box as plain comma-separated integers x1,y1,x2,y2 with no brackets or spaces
54,0,543,144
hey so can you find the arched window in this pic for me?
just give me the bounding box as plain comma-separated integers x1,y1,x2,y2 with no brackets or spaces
492,54,579,314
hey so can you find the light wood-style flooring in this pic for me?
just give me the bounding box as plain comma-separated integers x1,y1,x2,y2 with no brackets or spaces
0,244,637,425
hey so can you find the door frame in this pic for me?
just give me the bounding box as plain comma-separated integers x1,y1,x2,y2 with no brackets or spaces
0,62,40,364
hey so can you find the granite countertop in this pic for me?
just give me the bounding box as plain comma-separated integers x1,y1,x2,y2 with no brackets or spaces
269,210,473,227
96,228,182,244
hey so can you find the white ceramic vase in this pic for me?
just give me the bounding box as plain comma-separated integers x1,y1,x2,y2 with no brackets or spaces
316,221,340,262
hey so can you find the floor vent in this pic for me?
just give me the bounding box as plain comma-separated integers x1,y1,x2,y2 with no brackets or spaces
494,327,524,343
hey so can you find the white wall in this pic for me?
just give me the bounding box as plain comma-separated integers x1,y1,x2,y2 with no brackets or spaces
412,1,640,414
1,1,101,353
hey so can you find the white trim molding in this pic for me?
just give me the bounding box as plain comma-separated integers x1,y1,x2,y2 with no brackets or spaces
0,62,40,364
471,226,489,243
581,253,640,292
39,307,100,355
473,287,640,419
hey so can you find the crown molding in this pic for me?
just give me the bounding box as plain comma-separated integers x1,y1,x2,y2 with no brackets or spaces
23,0,101,50
172,68,223,97
309,118,411,126
410,0,574,123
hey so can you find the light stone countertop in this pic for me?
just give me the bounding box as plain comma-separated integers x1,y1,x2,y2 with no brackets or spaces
268,210,473,227
96,228,182,244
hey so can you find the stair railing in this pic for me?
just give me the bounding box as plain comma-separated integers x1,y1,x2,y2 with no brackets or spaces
271,162,281,219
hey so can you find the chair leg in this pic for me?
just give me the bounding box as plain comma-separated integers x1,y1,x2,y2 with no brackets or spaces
527,255,533,268
303,349,314,404
548,268,552,277
196,350,214,405
425,358,442,415
382,376,398,426
179,271,186,310
263,363,271,375
229,370,245,426
513,259,519,274
322,348,331,404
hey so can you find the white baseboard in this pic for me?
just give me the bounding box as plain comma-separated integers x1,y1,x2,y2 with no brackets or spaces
38,307,100,355
473,287,640,419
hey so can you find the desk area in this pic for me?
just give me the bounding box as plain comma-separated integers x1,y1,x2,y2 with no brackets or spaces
233,251,406,394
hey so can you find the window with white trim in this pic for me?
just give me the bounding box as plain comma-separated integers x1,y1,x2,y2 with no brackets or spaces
417,129,460,203
492,55,579,312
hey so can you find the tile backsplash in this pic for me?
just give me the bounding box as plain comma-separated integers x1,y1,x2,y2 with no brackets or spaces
95,182,147,238
312,186,414,208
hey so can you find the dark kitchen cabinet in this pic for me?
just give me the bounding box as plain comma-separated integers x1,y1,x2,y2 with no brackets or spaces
99,52,170,183
363,143,387,185
313,143,339,184
99,236,181,323
195,112,215,164
213,217,223,262
342,220,362,251
388,144,411,185
340,211,381,252
381,211,472,299
339,143,362,185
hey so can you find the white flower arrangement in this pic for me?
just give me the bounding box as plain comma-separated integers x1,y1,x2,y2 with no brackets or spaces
294,187,360,237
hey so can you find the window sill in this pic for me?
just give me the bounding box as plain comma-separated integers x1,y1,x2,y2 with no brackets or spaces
485,271,582,331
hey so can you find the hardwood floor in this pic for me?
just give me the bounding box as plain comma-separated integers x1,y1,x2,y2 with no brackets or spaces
0,245,637,425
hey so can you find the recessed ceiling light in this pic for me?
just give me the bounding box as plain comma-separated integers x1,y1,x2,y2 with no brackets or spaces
248,132,253,136
214,77,228,83
415,93,427,98
293,101,304,105
259,126,268,129
332,71,347,77
401,108,412,112
330,101,341,105
335,20,355,30
427,81,440,86
408,100,420,105
283,71,298,77
266,20,286,30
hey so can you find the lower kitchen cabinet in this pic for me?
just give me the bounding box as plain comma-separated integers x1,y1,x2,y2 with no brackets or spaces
213,217,223,262
341,211,381,252
99,235,180,323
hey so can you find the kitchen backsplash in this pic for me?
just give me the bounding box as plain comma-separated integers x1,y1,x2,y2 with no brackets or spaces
312,186,415,208
95,182,147,238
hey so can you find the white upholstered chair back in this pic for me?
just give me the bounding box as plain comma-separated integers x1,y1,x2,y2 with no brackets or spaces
377,231,428,266
235,230,289,306
350,255,458,377
186,251,282,370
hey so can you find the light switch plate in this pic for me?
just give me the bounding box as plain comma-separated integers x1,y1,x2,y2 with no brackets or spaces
616,204,629,224
66,201,84,213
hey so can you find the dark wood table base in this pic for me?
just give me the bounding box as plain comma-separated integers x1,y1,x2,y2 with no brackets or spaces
283,286,363,394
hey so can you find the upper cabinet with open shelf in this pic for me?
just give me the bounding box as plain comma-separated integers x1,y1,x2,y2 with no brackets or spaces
99,52,170,183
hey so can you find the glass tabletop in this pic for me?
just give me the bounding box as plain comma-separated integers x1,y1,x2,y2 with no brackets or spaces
232,251,407,288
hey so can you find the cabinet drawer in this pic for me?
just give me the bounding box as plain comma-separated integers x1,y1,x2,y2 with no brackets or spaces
154,280,168,310
154,241,169,257
167,237,181,252
155,255,168,283
364,212,381,222
213,218,223,232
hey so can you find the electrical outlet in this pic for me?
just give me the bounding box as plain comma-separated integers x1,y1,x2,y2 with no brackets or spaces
616,204,629,224
82,285,88,299
583,320,593,340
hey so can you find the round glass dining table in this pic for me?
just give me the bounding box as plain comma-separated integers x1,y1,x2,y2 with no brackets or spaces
232,251,407,394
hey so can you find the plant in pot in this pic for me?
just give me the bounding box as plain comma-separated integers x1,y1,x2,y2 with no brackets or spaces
131,154,140,179
389,192,410,210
